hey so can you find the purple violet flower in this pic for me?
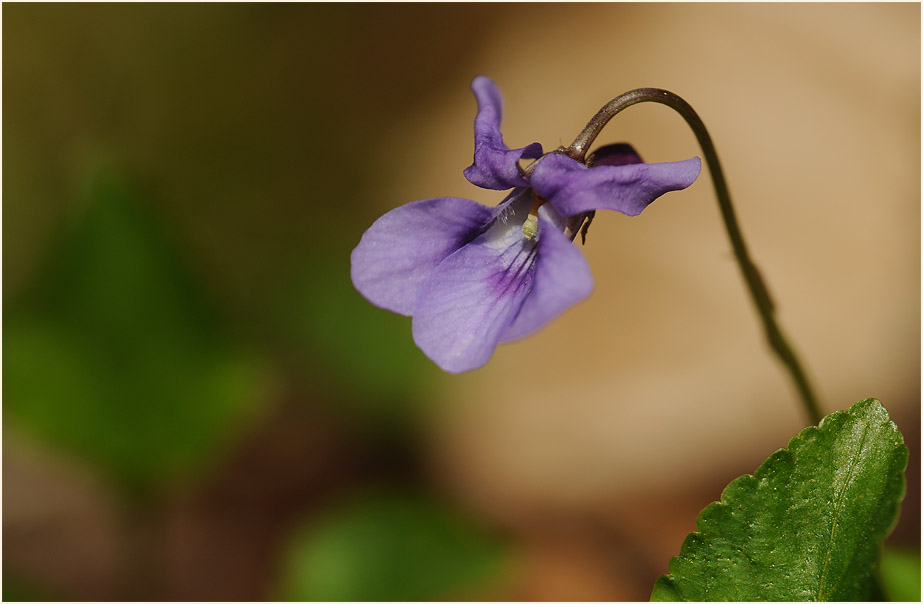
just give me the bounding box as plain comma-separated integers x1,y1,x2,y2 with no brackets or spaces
350,76,702,373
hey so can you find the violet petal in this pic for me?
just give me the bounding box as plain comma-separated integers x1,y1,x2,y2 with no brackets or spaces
350,197,492,316
502,217,594,342
463,76,543,191
531,152,702,217
411,210,537,373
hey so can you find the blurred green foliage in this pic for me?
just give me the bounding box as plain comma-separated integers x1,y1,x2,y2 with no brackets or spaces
879,548,921,602
1,574,58,603
4,169,270,489
4,3,465,436
4,6,475,595
278,258,435,424
276,492,510,601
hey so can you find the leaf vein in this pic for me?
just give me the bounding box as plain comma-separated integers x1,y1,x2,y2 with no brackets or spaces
817,422,870,600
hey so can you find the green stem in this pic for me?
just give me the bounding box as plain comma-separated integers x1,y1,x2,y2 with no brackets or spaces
567,88,823,425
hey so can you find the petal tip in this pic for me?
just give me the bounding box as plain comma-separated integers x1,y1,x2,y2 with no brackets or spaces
471,74,496,91
684,156,703,185
411,318,493,374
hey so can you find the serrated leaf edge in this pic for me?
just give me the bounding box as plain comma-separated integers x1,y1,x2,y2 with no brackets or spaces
652,398,908,602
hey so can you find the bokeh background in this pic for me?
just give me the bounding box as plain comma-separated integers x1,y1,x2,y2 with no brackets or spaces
4,3,920,601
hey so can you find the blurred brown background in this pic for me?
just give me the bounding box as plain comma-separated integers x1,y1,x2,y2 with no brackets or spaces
4,3,919,601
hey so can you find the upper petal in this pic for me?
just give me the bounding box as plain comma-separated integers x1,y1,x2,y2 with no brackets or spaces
463,76,543,191
502,217,594,342
411,192,537,373
531,152,702,217
350,197,493,315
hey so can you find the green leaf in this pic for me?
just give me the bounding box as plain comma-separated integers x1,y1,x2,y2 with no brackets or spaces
276,492,509,601
652,398,908,602
4,169,270,488
879,548,921,602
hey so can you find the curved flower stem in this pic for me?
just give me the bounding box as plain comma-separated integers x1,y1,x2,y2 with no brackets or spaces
567,88,823,425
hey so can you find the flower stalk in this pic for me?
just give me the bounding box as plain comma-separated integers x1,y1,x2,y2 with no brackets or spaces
567,88,822,424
